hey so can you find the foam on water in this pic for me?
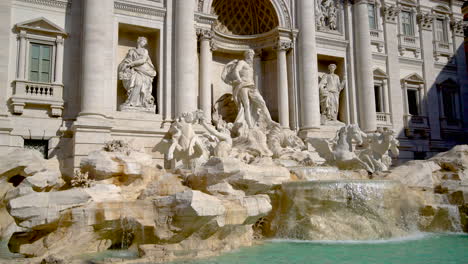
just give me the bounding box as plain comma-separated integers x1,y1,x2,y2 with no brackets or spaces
269,232,435,244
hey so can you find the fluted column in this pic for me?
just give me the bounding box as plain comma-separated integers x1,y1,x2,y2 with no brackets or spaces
54,36,64,84
354,0,377,132
175,0,197,115
18,30,27,80
197,29,213,120
80,0,114,116
297,0,320,131
276,40,291,128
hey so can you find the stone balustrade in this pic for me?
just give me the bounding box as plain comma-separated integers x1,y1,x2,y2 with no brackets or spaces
376,112,392,126
11,80,64,117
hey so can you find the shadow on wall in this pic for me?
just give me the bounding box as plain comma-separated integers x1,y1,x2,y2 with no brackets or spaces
393,40,468,162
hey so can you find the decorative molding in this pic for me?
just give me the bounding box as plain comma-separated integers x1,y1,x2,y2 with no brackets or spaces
274,40,293,51
450,19,465,37
196,28,214,41
114,1,166,18
15,0,70,9
195,12,217,25
382,5,401,23
417,12,435,30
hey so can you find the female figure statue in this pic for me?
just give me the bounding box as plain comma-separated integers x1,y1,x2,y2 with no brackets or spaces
118,36,157,112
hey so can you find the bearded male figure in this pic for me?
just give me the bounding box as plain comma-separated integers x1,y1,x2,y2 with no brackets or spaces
222,49,272,129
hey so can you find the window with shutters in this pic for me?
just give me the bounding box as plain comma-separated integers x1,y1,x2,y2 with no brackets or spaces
29,43,52,83
434,19,448,43
401,11,414,36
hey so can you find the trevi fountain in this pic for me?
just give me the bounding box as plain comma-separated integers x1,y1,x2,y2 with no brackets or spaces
0,42,466,263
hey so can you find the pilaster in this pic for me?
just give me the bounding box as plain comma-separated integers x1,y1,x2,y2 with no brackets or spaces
418,11,440,140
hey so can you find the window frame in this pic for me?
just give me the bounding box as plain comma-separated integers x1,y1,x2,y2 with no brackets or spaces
28,42,54,83
368,3,378,30
400,10,415,36
24,37,56,84
434,18,449,43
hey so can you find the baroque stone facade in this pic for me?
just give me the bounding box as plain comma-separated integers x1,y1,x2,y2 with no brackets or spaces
0,0,467,174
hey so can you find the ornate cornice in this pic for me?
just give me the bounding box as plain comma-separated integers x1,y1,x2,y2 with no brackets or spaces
15,0,70,9
450,19,465,37
114,1,166,18
382,5,401,24
417,12,435,30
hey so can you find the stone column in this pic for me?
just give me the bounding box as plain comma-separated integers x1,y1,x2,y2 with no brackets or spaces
354,0,377,132
383,5,405,136
254,50,263,94
276,40,291,128
418,12,440,139
80,0,114,116
54,36,64,84
18,30,27,80
451,19,468,130
297,0,320,132
175,0,197,115
197,29,213,120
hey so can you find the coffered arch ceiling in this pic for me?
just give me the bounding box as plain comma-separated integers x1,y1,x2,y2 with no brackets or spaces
211,0,280,35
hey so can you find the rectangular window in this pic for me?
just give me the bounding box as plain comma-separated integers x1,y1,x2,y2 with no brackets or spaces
407,89,419,115
29,43,52,83
435,19,448,43
401,11,414,36
374,85,383,112
368,4,377,30
442,90,457,122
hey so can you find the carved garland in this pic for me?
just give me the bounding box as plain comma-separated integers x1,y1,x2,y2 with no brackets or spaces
382,5,401,23
450,19,465,37
417,12,435,30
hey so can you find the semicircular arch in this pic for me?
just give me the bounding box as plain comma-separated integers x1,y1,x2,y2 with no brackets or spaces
199,0,291,29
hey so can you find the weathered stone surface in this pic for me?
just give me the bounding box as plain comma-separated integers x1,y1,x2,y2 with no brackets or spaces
206,182,245,197
290,166,368,181
80,149,154,180
383,160,440,189
175,190,225,217
7,188,92,229
0,149,47,178
22,170,64,192
191,157,291,195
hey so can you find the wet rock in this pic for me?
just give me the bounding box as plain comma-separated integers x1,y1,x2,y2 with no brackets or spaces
383,160,440,189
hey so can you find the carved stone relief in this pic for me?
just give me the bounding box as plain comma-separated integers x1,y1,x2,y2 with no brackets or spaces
315,0,339,31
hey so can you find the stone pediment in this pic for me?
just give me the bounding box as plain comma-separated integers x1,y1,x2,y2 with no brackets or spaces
373,68,388,79
398,0,417,7
16,17,67,36
402,73,424,84
432,5,451,14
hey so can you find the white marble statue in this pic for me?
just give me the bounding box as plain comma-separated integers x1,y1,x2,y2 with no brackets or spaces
359,127,400,172
316,0,338,31
156,110,207,169
200,115,233,158
222,49,272,129
308,124,373,172
319,64,345,123
118,36,157,112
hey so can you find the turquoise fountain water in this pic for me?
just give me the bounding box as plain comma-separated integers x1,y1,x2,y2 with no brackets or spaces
167,233,468,264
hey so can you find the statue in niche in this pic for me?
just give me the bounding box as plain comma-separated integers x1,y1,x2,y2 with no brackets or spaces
318,64,345,124
118,36,157,112
222,49,273,129
316,0,338,31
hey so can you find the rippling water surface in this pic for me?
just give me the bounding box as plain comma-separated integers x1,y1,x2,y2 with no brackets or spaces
169,233,468,264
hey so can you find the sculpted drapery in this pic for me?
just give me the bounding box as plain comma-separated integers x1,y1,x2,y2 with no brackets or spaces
319,64,345,122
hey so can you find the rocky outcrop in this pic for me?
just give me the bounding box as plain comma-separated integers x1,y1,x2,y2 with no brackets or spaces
377,145,468,232
190,157,291,195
